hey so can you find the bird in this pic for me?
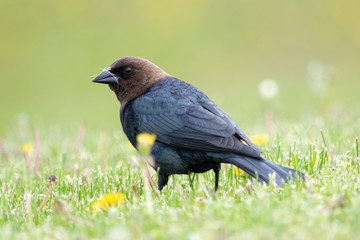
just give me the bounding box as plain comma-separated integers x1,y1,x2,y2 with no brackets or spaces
92,57,304,191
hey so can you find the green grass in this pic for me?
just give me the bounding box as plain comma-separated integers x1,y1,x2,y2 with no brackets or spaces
1,114,360,240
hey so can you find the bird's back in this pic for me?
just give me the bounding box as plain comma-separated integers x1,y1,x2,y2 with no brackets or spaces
121,77,262,158
120,77,203,145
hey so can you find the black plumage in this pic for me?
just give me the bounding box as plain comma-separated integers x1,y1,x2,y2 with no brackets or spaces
93,57,303,191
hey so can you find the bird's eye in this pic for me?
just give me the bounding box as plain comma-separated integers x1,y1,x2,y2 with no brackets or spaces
123,67,133,75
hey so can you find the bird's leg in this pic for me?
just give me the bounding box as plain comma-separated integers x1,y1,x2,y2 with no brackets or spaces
213,164,221,191
157,173,169,191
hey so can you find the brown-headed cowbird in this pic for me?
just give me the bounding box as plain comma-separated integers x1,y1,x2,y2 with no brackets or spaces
93,57,303,191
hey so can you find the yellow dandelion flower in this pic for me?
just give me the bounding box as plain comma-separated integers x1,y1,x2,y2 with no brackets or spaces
21,143,33,154
249,134,269,146
93,192,125,214
233,167,245,176
136,133,156,155
241,139,249,146
128,142,136,150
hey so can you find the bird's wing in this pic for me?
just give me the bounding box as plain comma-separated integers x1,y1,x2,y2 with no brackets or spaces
132,94,262,158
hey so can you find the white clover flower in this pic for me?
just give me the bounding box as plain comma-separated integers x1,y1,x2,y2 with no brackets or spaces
258,79,279,99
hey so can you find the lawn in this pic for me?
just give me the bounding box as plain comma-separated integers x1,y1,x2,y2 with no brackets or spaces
1,1,360,239
1,112,359,240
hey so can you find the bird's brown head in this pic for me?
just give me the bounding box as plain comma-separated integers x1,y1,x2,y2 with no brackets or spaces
93,57,170,105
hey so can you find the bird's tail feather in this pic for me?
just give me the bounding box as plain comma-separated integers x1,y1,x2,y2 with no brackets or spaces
226,156,304,187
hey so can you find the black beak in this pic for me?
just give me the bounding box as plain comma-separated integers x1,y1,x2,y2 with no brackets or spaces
92,68,119,86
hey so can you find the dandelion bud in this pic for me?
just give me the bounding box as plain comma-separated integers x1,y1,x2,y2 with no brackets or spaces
47,175,58,185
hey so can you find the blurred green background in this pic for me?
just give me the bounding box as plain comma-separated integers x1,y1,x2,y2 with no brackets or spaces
1,0,360,134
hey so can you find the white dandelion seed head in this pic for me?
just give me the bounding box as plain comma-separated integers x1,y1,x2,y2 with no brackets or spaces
258,78,279,99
